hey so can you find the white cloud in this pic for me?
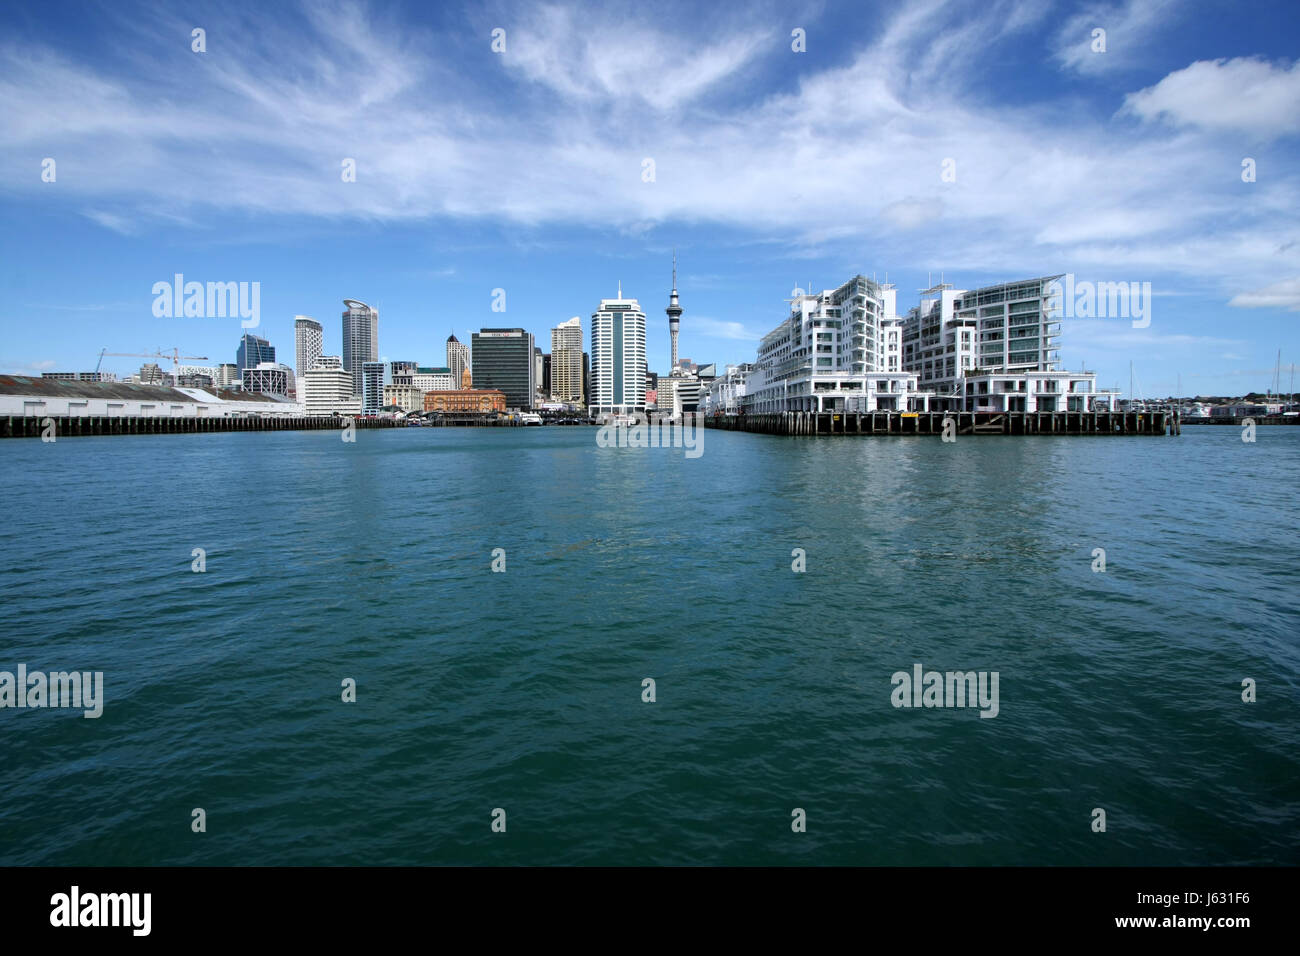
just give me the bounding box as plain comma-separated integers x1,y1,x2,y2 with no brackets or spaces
1123,57,1300,138
0,0,1295,303
504,4,773,110
1228,277,1300,311
688,317,762,341
1054,0,1182,75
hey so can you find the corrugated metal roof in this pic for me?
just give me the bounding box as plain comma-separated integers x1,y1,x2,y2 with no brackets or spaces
0,377,284,404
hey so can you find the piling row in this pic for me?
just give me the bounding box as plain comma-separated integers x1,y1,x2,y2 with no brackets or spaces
705,410,1177,436
0,415,403,439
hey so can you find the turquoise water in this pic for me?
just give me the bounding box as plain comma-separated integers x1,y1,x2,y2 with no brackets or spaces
0,426,1296,865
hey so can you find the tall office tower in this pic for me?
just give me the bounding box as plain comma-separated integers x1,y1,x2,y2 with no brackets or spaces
583,352,590,407
666,251,682,371
550,316,583,403
294,316,323,379
361,360,386,415
542,354,551,396
237,332,275,373
534,346,544,401
590,284,647,417
446,334,469,387
471,329,535,409
342,299,379,397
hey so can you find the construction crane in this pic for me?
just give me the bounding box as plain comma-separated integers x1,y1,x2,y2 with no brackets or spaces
96,348,211,383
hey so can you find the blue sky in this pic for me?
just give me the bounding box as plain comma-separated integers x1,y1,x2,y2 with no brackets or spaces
2,0,1298,397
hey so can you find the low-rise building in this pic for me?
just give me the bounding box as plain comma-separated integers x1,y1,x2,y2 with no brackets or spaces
302,356,361,416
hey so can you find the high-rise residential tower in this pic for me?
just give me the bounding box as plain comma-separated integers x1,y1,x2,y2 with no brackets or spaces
294,316,323,377
590,284,647,417
551,316,583,403
446,334,469,388
341,299,378,397
294,315,323,399
666,251,682,372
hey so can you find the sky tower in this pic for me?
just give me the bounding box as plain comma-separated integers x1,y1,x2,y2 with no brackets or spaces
666,250,682,371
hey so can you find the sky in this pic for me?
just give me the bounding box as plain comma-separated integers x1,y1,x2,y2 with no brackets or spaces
1,0,1298,399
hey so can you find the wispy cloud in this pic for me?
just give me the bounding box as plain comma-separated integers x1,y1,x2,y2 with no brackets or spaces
1053,0,1183,75
0,0,1296,304
688,316,763,341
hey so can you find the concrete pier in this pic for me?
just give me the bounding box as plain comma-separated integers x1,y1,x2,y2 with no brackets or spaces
705,409,1178,437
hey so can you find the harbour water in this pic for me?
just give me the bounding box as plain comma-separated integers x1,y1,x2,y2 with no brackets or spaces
0,426,1296,865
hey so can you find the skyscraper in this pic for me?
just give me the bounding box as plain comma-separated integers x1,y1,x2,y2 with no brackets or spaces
590,284,647,417
361,360,386,415
294,316,323,378
471,329,535,409
666,251,682,372
237,332,275,373
446,334,469,389
550,316,583,404
294,315,323,399
342,299,378,397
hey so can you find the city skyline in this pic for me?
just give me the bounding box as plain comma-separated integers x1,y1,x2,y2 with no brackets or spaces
1,0,1297,399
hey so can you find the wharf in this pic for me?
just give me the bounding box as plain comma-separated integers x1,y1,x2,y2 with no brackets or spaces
705,409,1178,436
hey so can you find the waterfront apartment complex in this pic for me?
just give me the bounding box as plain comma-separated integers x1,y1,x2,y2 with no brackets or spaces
742,275,922,414
903,276,1103,412
341,299,378,398
736,273,1108,415
551,317,583,404
471,329,535,410
590,287,647,417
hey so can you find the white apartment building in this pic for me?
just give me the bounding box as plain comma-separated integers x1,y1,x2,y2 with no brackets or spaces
743,275,930,414
302,355,361,416
903,276,1105,412
590,287,647,417
703,364,754,415
551,316,583,403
